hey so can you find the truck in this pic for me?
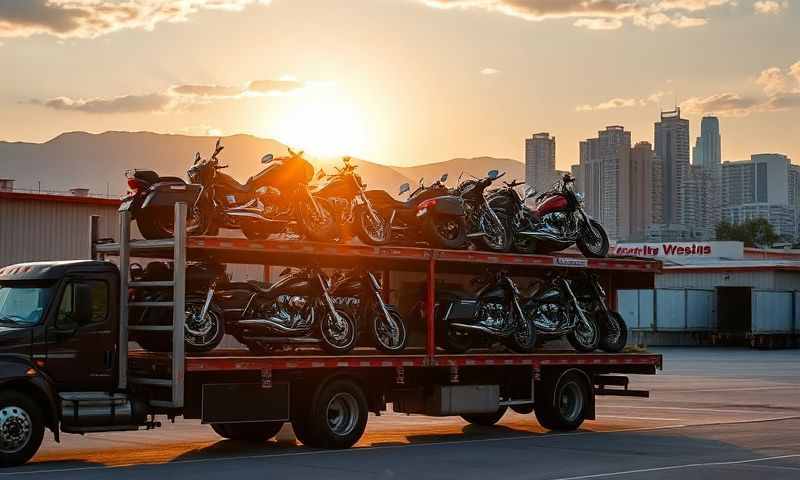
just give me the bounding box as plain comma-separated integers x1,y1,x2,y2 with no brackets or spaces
0,204,662,467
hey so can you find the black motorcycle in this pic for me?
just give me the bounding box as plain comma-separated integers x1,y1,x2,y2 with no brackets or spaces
521,270,625,352
123,140,338,242
232,266,357,354
366,174,468,249
330,269,407,352
433,270,536,353
452,170,511,252
129,261,226,353
313,157,391,245
487,179,539,254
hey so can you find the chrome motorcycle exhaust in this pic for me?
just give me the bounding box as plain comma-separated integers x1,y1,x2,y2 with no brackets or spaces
237,318,312,334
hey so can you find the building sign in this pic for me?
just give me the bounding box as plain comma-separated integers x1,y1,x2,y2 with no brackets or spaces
613,241,744,259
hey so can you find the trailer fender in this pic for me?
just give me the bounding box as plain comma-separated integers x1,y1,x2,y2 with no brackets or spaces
0,358,60,441
549,367,595,421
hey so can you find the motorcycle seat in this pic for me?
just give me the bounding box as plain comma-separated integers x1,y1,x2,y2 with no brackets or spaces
246,161,283,189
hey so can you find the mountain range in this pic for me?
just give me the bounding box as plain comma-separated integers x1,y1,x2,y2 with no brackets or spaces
0,131,524,196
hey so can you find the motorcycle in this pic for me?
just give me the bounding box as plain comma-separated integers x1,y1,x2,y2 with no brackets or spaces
489,173,609,258
521,271,603,352
452,169,511,252
330,268,407,352
366,174,469,250
129,261,226,353
433,270,536,353
232,266,357,354
313,157,392,245
124,139,339,242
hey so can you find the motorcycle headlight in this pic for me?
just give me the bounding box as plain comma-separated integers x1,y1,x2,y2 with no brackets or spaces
575,192,585,205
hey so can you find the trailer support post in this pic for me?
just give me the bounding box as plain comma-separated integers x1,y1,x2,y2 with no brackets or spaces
426,255,436,363
118,210,131,391
171,202,187,408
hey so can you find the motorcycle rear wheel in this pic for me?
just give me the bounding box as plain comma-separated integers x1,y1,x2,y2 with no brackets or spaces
577,219,609,258
423,215,468,250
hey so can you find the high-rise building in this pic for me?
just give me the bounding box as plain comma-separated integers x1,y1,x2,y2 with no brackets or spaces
693,116,721,170
691,116,722,239
721,153,796,241
654,108,690,226
574,126,631,240
525,133,556,194
629,141,657,241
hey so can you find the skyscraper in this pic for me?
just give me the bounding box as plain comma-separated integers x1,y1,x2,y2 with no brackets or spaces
629,141,657,241
654,108,690,226
693,116,721,170
525,133,556,194
574,126,631,240
691,116,722,239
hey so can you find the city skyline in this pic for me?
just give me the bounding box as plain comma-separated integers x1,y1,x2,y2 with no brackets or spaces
0,1,798,167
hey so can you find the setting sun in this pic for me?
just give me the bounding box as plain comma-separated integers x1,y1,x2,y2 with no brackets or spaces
272,92,371,159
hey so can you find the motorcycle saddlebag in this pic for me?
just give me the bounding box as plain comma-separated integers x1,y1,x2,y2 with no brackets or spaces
429,196,465,216
141,182,202,209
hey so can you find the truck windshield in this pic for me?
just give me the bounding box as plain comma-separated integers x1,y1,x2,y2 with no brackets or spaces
0,282,54,327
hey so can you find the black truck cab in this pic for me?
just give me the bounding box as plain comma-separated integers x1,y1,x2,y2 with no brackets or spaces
0,260,145,467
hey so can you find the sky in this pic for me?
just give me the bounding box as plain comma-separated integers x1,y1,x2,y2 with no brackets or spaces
1,0,799,170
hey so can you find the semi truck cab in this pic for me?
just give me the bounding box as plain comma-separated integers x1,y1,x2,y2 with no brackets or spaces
0,260,148,467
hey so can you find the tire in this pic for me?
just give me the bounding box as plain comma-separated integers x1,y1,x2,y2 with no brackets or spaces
567,311,600,353
471,209,512,253
297,198,339,242
319,308,357,354
461,406,508,426
211,422,284,442
423,215,468,250
304,379,368,449
136,205,209,240
535,371,590,431
598,311,628,353
372,305,408,353
577,219,609,258
355,206,392,246
506,310,537,353
0,391,45,468
133,299,225,353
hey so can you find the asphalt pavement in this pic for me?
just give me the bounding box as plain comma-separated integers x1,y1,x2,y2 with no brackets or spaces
5,347,800,479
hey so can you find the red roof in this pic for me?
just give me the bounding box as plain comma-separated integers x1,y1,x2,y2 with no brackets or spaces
0,190,120,207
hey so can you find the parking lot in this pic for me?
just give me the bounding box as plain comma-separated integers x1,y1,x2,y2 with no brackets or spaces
5,347,800,479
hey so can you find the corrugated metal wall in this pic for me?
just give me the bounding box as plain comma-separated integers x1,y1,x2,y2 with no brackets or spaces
752,291,795,334
0,198,119,267
656,270,775,289
618,288,716,332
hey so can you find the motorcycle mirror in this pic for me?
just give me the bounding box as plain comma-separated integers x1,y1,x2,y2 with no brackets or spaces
487,169,499,179
399,183,411,195
524,186,536,198
316,168,326,180
440,173,448,183
261,153,273,164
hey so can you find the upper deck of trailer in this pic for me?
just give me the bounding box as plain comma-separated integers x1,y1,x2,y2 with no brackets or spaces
96,236,662,274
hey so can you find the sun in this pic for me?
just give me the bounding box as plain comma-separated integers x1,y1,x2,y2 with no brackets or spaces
272,93,370,159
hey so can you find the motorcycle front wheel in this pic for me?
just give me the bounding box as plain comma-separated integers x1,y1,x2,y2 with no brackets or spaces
577,219,609,258
506,313,537,353
297,197,339,242
567,310,600,352
423,215,468,250
372,305,407,353
471,209,512,253
319,308,357,354
598,311,628,353
355,206,392,245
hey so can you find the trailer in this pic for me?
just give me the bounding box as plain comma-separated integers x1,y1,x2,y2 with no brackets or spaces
0,204,662,466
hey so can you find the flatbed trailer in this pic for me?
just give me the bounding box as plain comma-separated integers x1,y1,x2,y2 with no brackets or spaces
0,204,662,466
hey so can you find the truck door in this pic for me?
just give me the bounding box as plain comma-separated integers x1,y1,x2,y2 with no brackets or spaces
42,276,116,391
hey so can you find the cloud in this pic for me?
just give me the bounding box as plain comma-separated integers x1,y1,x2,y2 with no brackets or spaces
34,93,172,114
680,93,762,117
753,1,789,14
576,91,670,111
31,77,314,114
419,0,732,30
0,0,271,41
480,67,500,75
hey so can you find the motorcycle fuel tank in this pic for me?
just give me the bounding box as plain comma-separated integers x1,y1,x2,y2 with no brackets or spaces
535,195,569,216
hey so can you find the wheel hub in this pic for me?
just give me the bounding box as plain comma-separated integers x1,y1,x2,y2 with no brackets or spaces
326,393,358,436
0,406,32,454
558,383,583,422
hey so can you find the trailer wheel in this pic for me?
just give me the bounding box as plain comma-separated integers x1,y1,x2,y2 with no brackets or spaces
461,406,508,426
0,391,45,467
305,379,368,449
210,421,284,442
534,371,591,431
